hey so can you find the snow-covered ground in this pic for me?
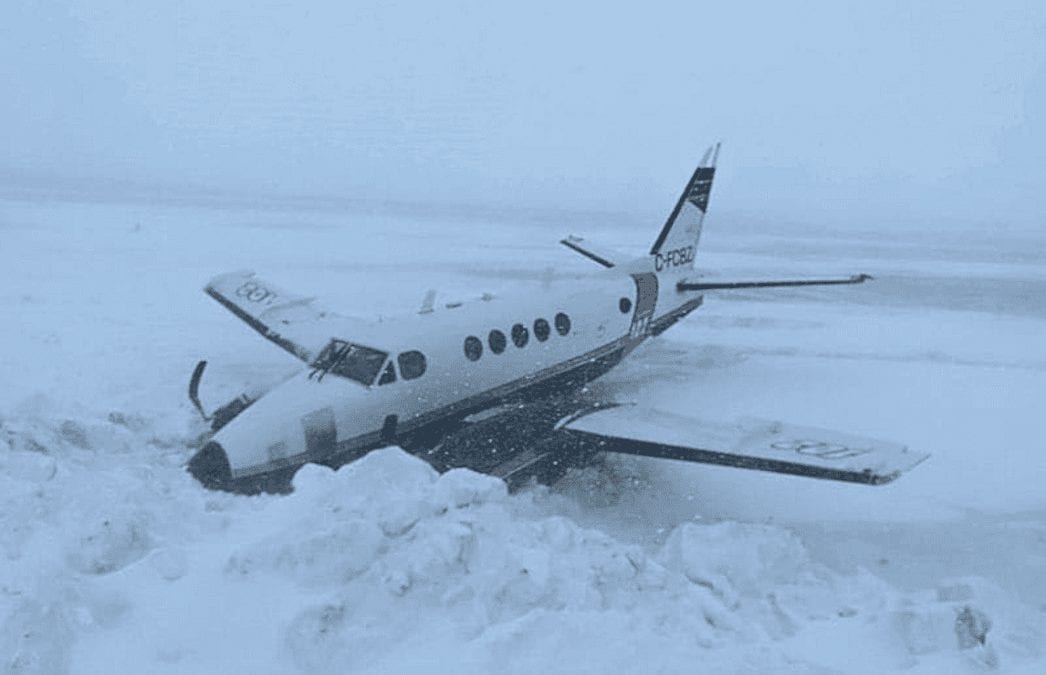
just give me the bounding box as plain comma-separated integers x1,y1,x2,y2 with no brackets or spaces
2,194,1044,673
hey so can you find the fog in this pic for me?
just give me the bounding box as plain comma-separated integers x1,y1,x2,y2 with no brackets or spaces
2,1,1043,231
3,4,1046,670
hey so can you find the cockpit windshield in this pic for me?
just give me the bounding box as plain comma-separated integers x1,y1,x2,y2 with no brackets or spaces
310,339,388,386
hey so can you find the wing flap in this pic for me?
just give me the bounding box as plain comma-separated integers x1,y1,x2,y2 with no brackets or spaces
205,271,338,362
561,405,927,485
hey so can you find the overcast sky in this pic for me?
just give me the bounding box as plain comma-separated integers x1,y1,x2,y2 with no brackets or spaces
2,1,1043,231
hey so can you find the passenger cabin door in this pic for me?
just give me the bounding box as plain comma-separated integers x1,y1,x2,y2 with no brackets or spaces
628,273,658,340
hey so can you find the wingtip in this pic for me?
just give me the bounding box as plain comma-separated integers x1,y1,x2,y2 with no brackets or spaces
205,268,256,291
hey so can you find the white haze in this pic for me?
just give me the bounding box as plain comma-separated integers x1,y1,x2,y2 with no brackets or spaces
2,0,1044,231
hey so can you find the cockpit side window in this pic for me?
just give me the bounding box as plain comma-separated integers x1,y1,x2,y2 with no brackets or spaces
311,339,389,386
378,361,397,385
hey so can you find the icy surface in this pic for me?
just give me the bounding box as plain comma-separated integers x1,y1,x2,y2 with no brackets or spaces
2,197,1045,673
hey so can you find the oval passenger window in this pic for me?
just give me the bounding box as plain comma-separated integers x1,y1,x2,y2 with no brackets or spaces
464,336,483,361
533,318,550,342
397,351,427,380
511,323,529,348
554,312,571,336
619,297,632,314
488,329,507,354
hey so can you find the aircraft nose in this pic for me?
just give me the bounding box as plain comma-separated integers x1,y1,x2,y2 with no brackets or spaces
187,440,232,490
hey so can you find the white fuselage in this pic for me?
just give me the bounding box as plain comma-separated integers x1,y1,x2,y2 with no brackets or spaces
213,264,702,479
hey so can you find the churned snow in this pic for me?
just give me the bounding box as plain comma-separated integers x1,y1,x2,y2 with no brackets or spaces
1,195,1044,673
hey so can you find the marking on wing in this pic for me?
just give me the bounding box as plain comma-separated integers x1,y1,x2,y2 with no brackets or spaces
235,280,279,306
770,439,872,460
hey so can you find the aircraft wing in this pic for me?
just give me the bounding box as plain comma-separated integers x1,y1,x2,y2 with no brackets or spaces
559,404,927,485
205,270,351,362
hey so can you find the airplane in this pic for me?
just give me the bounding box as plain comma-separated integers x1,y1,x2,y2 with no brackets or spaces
186,145,928,494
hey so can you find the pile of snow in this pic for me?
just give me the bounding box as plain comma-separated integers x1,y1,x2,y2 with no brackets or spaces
2,404,1040,673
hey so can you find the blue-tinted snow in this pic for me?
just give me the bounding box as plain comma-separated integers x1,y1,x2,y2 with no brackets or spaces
2,199,1044,672
2,1,1045,671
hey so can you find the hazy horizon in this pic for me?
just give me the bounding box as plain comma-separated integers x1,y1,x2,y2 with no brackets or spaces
3,1,1043,232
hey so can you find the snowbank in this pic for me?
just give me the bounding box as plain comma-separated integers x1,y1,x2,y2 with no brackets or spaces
2,406,1040,673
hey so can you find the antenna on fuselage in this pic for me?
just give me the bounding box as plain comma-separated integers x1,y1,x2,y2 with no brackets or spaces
419,289,436,314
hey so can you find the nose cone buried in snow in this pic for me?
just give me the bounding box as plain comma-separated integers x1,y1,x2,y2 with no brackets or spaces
187,441,233,490
186,440,298,495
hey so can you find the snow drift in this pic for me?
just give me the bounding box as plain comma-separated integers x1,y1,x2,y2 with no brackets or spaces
1,404,1038,673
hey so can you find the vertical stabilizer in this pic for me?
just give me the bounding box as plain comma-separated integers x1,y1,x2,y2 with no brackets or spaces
649,144,719,272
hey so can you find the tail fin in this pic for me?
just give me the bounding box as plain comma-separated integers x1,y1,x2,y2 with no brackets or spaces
649,143,720,272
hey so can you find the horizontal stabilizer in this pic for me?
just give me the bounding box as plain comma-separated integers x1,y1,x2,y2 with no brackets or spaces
559,236,625,268
561,404,927,485
205,271,349,362
677,274,871,292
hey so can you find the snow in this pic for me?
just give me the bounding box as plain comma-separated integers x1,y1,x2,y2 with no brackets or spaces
2,194,1045,673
